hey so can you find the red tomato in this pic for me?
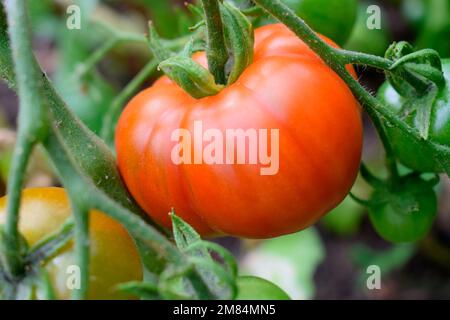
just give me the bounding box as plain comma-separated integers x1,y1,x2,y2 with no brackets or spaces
115,23,362,238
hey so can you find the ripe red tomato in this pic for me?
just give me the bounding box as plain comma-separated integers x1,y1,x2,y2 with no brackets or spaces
116,23,363,238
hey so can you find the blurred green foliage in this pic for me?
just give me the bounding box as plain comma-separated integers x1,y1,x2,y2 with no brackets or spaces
344,2,391,56
402,0,450,57
29,0,117,134
241,228,324,300
137,0,195,38
351,243,416,286
283,0,358,45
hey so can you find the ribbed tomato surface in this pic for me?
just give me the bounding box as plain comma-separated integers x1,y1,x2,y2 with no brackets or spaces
116,24,363,238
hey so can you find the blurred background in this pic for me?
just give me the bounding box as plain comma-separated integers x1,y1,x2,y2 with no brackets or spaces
0,0,449,299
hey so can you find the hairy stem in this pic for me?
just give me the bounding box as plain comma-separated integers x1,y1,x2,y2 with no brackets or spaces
200,0,228,84
70,204,89,300
3,0,48,278
3,137,33,277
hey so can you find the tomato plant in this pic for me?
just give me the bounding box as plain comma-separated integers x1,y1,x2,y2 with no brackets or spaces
1,0,450,301
378,58,450,173
0,188,143,299
116,23,363,239
236,276,290,300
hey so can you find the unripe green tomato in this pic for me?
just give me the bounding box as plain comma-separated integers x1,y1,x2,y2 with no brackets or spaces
377,59,450,173
236,276,291,300
283,0,358,45
368,177,437,243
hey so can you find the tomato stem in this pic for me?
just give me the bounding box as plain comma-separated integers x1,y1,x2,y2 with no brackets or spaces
70,204,90,300
200,0,229,85
339,49,392,70
3,0,49,278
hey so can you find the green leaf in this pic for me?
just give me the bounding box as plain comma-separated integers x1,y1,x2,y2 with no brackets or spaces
410,87,438,140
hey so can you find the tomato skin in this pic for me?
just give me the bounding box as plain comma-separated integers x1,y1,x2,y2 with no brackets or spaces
236,276,290,300
116,23,363,239
377,59,450,173
0,188,142,300
368,177,437,243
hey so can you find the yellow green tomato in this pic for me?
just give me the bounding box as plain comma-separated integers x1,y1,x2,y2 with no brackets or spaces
0,188,142,300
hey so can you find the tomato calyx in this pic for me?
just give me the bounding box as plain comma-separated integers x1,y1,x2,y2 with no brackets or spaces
148,1,254,99
351,164,439,243
385,41,445,97
383,42,448,143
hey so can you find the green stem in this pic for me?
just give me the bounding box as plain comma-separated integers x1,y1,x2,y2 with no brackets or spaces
75,31,148,79
70,204,89,300
339,49,393,70
3,137,33,277
25,219,74,265
4,0,48,278
100,59,158,146
76,38,118,78
369,113,399,180
200,0,228,84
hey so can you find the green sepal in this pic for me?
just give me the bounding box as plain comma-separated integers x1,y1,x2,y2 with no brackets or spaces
159,56,224,99
0,225,28,279
220,1,254,85
170,211,238,300
170,209,202,252
385,41,445,97
148,22,173,62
